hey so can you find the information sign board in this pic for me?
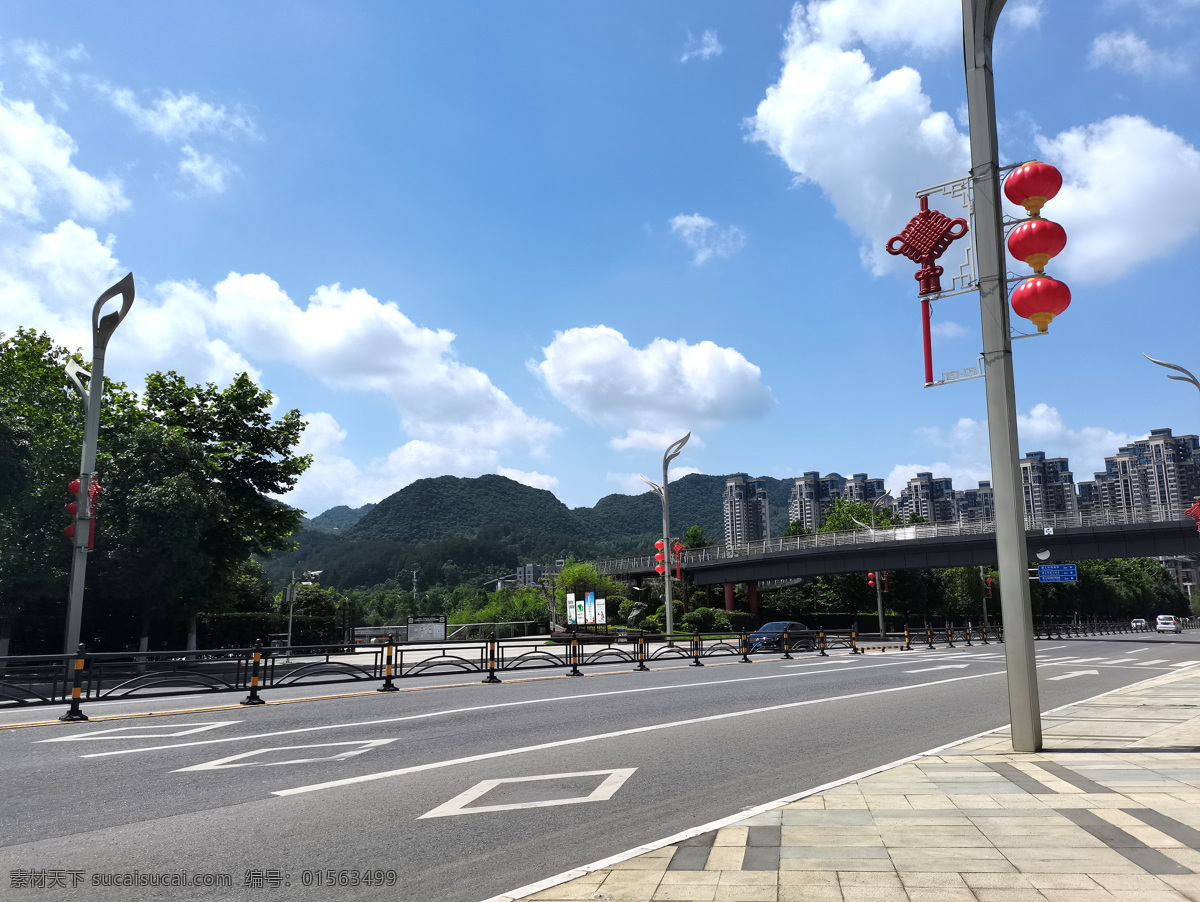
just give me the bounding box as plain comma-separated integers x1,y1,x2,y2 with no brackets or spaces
566,593,576,625
585,591,596,624
407,615,446,641
595,598,607,625
1037,564,1078,583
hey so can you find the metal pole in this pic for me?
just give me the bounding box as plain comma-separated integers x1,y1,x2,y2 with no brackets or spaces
63,275,134,655
963,0,1041,751
980,565,990,627
286,571,295,653
640,433,690,640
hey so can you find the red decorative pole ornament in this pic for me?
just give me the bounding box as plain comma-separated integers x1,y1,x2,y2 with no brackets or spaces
1003,160,1062,217
1006,219,1066,274
886,196,970,385
1010,275,1070,332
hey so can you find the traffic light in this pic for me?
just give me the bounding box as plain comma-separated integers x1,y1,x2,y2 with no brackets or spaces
653,539,665,574
867,571,876,589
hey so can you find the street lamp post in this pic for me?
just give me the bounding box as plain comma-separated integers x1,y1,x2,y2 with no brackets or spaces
640,433,691,638
963,0,1043,751
62,274,135,655
870,491,892,636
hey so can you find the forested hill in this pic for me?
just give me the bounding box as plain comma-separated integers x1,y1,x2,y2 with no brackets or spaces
270,472,797,590
341,472,797,550
345,475,583,545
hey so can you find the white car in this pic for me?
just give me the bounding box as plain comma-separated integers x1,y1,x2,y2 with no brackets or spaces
1156,615,1182,634
1132,618,1147,630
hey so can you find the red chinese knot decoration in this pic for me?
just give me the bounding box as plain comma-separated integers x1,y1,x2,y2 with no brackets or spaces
1186,500,1200,534
886,196,970,296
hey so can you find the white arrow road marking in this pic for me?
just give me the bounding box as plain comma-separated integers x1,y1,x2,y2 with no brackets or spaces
1136,659,1169,666
420,768,637,818
903,665,971,673
1046,670,1100,681
174,739,398,772
39,722,239,742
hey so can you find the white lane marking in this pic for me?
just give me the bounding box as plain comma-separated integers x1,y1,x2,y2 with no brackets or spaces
1046,670,1100,681
903,665,971,674
1136,659,1169,666
1098,658,1139,664
1068,657,1103,663
1173,661,1200,667
481,663,1200,902
270,670,1007,797
79,659,944,759
419,768,637,819
174,739,398,772
38,722,239,742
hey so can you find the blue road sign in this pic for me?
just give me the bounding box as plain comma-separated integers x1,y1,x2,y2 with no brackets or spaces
1038,564,1078,583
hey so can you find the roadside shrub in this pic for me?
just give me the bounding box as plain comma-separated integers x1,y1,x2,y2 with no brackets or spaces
728,611,755,632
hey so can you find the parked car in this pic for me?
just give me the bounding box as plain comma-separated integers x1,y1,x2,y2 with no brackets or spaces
748,621,815,651
1131,618,1148,630
1156,615,1182,634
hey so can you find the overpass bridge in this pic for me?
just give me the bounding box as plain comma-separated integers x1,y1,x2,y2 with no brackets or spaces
594,509,1199,607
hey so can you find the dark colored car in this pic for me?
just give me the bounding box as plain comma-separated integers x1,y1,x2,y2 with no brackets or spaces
748,620,815,651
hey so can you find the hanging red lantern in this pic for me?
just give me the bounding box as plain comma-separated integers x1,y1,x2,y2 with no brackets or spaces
1006,219,1067,274
1003,161,1062,217
1010,276,1071,332
655,564,666,574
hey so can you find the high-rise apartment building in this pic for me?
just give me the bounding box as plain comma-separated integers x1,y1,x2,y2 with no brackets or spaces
723,474,771,544
1019,451,1078,520
787,472,890,530
1077,428,1200,518
897,472,956,523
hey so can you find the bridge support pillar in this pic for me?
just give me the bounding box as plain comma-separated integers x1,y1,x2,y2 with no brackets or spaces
747,581,758,615
724,582,735,612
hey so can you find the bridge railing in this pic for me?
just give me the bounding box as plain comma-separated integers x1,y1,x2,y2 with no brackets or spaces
594,506,1195,574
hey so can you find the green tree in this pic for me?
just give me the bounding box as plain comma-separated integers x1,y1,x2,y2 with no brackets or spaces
818,499,895,533
784,519,811,537
682,525,711,548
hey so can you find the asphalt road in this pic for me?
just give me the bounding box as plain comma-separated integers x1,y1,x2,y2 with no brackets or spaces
3,633,1198,902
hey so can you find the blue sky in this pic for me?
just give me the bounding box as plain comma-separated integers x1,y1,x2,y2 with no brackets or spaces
2,0,1199,517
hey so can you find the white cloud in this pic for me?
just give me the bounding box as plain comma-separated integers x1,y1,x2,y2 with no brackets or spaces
747,3,970,274
206,275,560,456
1089,31,1188,78
9,40,85,94
681,30,724,63
497,468,559,491
1034,116,1200,283
1005,0,1044,30
606,465,701,496
531,326,772,449
98,87,256,143
669,213,746,264
611,429,706,453
930,320,966,341
0,91,128,223
908,404,1133,491
179,146,237,195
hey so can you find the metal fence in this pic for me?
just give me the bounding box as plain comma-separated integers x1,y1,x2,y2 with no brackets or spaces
594,507,1195,574
2,616,1184,719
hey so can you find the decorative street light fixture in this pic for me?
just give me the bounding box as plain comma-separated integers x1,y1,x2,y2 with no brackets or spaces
640,432,690,638
62,274,135,655
1145,355,1200,399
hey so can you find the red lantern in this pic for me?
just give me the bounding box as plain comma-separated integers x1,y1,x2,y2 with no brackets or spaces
1004,161,1062,217
654,540,665,550
655,564,666,574
1011,276,1071,333
1007,219,1066,274
655,552,665,562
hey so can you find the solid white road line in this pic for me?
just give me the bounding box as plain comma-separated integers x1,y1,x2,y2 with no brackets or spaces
269,670,1008,797
1046,670,1100,681
903,665,971,673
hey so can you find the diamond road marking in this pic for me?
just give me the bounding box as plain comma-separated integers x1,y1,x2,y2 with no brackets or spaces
419,768,637,818
40,721,240,742
173,739,398,771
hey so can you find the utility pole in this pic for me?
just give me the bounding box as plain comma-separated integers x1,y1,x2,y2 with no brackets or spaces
640,433,690,637
963,0,1042,751
62,275,135,655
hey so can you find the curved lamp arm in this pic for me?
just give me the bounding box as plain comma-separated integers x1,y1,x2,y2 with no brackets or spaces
1145,354,1200,393
93,273,136,351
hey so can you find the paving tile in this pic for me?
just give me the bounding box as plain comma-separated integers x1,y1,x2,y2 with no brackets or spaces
971,890,1049,902
962,873,1036,889
718,872,779,886
716,827,751,847
712,884,778,901
653,883,718,901
899,890,977,902
898,872,969,888
1024,875,1102,889
780,847,890,860
527,877,607,900
706,847,747,871
659,871,722,886
779,859,896,872
778,872,840,886
840,886,907,902
777,886,843,902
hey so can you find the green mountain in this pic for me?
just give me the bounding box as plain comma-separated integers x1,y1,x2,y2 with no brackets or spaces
309,503,375,532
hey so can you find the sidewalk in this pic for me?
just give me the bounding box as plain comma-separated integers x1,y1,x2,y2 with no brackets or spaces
507,666,1200,902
